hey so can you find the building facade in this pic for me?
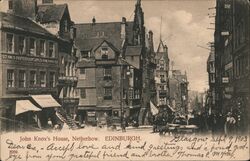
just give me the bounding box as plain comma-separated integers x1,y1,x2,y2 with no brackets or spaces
0,10,59,131
214,0,250,133
155,40,170,106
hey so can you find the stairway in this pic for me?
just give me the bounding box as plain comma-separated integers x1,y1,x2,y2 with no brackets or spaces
56,108,79,130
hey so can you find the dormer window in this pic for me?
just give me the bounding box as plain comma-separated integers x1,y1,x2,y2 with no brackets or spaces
101,47,108,59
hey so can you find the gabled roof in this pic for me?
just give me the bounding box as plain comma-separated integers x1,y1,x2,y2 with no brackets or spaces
74,21,134,51
207,51,215,62
125,46,142,56
157,40,168,53
93,40,120,54
37,4,69,23
0,12,55,37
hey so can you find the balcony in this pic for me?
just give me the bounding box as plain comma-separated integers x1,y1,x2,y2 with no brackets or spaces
58,76,78,85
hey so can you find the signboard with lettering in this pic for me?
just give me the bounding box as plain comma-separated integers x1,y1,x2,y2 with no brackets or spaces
2,53,57,64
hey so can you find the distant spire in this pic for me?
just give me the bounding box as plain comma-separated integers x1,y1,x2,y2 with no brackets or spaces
160,16,162,41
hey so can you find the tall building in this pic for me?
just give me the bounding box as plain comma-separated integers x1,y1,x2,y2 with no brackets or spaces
155,40,170,106
214,0,250,133
74,0,155,126
0,10,60,131
207,45,215,114
169,70,189,114
36,0,79,122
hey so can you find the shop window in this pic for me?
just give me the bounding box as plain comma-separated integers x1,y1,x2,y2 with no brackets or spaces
30,71,36,86
40,40,46,57
104,87,112,100
19,70,26,88
49,42,55,57
80,88,86,99
6,34,14,52
18,36,25,54
40,71,46,87
49,72,55,87
7,69,14,88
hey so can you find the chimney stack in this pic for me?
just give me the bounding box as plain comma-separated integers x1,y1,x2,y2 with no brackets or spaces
121,17,126,39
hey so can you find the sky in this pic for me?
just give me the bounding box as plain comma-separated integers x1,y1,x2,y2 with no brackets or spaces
0,0,216,92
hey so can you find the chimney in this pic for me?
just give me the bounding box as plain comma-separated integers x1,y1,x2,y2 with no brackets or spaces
11,0,38,20
121,17,126,39
148,30,154,50
92,17,96,25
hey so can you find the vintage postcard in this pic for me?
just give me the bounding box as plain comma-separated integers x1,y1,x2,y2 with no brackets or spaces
0,0,249,160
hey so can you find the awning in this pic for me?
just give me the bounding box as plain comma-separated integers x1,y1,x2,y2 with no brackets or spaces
15,100,41,115
31,95,61,108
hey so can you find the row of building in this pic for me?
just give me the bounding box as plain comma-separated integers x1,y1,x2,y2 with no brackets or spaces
207,0,250,133
0,0,189,131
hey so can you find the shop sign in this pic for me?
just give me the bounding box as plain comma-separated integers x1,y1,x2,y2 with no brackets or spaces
221,31,229,36
2,53,57,64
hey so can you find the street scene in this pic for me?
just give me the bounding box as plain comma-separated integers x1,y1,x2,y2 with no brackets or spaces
0,0,249,136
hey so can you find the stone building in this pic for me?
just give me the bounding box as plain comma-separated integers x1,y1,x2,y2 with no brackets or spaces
0,9,60,131
155,40,170,106
214,0,250,133
36,0,79,122
169,70,189,114
75,0,155,126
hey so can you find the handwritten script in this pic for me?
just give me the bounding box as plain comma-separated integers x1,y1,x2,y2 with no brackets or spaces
1,132,249,161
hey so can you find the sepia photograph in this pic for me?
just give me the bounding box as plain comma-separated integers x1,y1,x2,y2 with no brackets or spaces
0,0,249,160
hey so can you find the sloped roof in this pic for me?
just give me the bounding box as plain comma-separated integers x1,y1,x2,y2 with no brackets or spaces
157,40,168,53
0,12,55,37
77,59,95,68
93,40,120,54
37,4,68,23
125,46,142,56
74,21,134,51
207,51,215,62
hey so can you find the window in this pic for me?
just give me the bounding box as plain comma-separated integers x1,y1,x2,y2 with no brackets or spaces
40,40,46,57
80,51,89,58
6,34,13,52
18,36,25,54
49,42,55,57
104,67,112,80
29,38,36,55
134,89,140,99
128,89,134,99
80,68,86,74
19,70,26,88
104,87,112,100
113,111,119,117
160,85,164,90
101,47,108,59
49,72,55,87
7,69,14,88
8,0,13,10
160,75,165,82
64,20,68,32
80,88,86,99
131,56,134,60
40,71,46,87
30,71,36,86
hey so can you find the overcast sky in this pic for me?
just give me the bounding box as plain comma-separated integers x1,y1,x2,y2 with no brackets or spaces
1,0,216,92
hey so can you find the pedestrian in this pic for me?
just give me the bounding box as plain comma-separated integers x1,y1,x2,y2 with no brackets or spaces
224,112,236,135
